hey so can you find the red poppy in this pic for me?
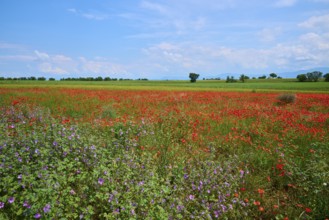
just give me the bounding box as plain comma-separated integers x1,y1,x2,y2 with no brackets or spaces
305,207,312,213
276,163,284,170
12,100,19,106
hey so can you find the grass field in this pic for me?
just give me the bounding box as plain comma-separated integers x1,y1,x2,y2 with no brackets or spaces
1,78,329,92
0,80,328,219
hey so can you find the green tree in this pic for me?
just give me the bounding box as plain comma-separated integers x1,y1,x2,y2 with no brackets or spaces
297,74,307,82
239,74,248,83
189,73,199,83
306,71,323,82
324,73,329,82
269,73,277,78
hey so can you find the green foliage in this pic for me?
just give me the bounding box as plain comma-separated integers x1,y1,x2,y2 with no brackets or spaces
297,74,307,82
0,105,250,219
226,76,237,83
306,71,322,82
239,74,249,83
324,73,329,82
280,142,329,219
189,73,199,83
269,73,277,78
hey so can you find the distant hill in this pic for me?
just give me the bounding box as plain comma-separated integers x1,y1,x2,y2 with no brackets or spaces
279,67,329,78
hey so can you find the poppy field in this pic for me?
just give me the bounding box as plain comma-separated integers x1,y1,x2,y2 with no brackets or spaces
0,85,329,219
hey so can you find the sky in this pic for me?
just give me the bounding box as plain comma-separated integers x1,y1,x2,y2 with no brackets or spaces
0,0,329,80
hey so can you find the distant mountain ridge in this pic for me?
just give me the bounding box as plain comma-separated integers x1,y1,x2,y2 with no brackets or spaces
203,67,329,80
279,67,329,78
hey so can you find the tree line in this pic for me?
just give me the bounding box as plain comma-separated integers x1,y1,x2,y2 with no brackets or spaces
297,71,329,82
189,71,329,83
0,76,149,81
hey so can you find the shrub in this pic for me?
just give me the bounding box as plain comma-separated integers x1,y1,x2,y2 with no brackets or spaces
277,93,296,104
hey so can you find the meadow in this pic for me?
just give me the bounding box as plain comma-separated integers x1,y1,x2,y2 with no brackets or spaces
0,80,328,219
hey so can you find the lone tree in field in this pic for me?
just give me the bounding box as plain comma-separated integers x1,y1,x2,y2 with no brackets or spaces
189,73,200,83
269,73,277,78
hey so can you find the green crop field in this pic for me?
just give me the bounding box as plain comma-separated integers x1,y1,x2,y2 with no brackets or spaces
1,78,329,93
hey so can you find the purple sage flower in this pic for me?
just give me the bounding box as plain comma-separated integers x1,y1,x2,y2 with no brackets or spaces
98,178,104,185
8,197,15,204
34,213,41,219
43,204,51,213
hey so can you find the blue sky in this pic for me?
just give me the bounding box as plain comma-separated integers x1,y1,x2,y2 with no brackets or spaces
0,0,329,79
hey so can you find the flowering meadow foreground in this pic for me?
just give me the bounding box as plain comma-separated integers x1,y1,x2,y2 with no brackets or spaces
0,88,329,219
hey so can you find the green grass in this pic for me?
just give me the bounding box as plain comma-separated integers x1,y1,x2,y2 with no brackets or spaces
1,79,329,93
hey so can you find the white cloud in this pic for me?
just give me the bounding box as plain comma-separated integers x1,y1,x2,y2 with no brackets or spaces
299,14,329,30
78,57,129,77
67,8,109,20
299,32,329,49
142,32,329,75
38,63,68,74
34,50,50,61
140,1,168,15
257,27,282,42
274,0,298,7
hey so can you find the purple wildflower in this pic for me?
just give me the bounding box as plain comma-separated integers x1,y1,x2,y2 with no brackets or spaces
8,197,15,204
23,201,31,208
108,194,114,203
70,189,76,195
214,210,220,218
0,202,4,209
240,170,245,178
177,205,184,212
189,195,195,200
43,204,51,213
34,213,41,219
98,178,104,185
